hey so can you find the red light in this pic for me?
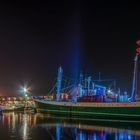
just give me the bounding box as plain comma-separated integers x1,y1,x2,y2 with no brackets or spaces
136,47,140,54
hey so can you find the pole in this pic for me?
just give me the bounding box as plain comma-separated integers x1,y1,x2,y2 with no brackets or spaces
129,53,138,102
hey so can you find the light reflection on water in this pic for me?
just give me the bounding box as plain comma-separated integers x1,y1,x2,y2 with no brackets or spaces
0,112,140,140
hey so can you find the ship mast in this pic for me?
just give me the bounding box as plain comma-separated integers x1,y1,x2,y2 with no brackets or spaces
129,40,140,102
56,66,63,101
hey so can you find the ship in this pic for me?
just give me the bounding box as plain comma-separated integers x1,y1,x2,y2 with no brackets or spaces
34,41,140,121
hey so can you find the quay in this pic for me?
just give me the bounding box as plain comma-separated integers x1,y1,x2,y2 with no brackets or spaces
0,96,37,111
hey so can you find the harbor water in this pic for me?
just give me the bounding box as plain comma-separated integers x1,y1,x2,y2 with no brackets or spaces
0,112,140,140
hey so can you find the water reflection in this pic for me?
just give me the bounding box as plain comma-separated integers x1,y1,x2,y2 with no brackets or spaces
0,112,140,140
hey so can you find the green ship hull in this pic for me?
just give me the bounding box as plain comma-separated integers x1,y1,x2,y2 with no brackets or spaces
35,99,140,121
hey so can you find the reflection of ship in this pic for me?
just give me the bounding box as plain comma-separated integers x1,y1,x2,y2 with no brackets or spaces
1,112,139,140
34,42,140,121
37,121,140,140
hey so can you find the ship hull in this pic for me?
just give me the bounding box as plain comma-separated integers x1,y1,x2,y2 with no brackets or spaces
34,99,140,121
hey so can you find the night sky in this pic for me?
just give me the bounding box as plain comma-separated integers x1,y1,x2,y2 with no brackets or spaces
0,0,140,96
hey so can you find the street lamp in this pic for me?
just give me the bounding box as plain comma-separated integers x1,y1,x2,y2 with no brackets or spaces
23,87,27,93
22,86,29,110
23,87,28,97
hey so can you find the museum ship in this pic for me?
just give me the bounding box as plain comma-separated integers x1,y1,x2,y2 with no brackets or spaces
34,41,140,121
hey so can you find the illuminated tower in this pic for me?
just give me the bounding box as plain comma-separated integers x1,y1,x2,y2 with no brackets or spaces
56,67,63,101
129,40,140,102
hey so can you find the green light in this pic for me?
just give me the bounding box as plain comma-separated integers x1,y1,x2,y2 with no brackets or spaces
25,94,28,97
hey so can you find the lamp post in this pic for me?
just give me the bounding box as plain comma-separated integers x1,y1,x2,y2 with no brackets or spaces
23,87,29,110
